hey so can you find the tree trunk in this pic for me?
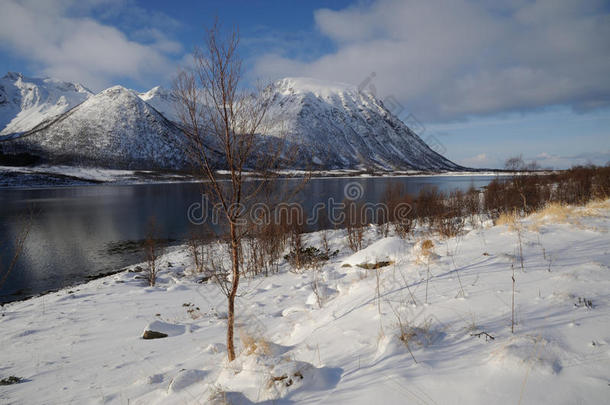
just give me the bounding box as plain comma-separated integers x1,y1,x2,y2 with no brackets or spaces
227,223,240,361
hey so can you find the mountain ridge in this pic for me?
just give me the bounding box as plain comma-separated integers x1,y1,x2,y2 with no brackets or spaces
265,77,461,170
0,72,464,171
2,84,189,170
0,72,93,137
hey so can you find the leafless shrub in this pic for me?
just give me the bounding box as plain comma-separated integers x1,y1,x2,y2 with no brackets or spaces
143,218,159,287
286,215,305,270
387,303,417,364
511,261,516,334
483,163,610,221
382,183,414,239
320,229,331,256
393,261,418,306
310,267,323,308
516,224,525,273
434,190,466,238
316,209,334,255
416,186,444,231
243,215,287,277
464,186,481,228
344,199,365,252
187,229,210,274
421,239,435,304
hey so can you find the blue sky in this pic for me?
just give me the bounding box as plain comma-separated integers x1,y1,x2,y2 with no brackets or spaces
1,0,609,169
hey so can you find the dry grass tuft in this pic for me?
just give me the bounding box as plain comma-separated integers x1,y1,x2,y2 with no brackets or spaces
535,202,571,222
240,330,271,356
527,199,610,231
398,318,434,348
421,239,434,253
496,210,519,230
414,239,437,265
578,198,610,217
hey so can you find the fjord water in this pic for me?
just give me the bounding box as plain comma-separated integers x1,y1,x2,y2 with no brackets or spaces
0,175,499,303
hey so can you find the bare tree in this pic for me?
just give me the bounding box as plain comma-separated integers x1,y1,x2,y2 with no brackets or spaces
504,155,525,172
173,21,295,361
505,155,531,212
143,218,159,287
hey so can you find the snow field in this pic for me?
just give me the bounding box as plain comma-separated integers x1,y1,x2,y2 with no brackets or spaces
1,200,609,404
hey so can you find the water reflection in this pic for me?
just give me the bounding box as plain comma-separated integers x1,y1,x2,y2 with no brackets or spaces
0,175,500,302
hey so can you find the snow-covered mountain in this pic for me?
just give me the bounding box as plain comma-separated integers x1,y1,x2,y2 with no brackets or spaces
138,86,178,122
0,72,93,137
0,72,463,171
2,85,189,170
265,78,461,170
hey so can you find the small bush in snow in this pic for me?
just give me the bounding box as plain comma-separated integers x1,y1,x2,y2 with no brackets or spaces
240,330,271,356
143,218,159,287
284,246,336,271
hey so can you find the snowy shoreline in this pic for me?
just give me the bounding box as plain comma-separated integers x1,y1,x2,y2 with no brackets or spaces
1,200,609,404
0,164,525,190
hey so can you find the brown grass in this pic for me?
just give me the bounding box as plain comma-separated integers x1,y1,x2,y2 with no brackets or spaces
496,210,519,230
240,330,271,356
421,239,434,253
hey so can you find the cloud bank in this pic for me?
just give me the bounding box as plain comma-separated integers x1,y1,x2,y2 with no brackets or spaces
0,0,182,91
253,0,610,122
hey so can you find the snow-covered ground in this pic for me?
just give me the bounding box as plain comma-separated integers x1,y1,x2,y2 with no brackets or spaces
1,165,140,182
0,165,197,188
1,201,609,404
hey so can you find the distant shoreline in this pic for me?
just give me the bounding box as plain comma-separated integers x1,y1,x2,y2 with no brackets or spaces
0,164,545,190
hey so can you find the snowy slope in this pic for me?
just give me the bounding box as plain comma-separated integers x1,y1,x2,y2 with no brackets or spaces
138,86,179,122
0,72,92,137
1,200,609,403
3,86,189,170
265,77,462,170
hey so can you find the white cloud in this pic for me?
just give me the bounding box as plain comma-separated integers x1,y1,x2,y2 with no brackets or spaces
131,28,183,54
0,0,181,91
527,150,610,169
458,150,610,170
253,0,610,122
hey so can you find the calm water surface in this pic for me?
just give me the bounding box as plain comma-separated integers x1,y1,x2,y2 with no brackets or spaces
0,175,502,302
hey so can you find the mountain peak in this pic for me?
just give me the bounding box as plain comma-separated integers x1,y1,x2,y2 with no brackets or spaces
100,85,133,95
3,72,23,80
275,77,358,97
137,85,177,121
4,80,188,170
265,77,460,170
139,85,168,98
0,72,93,136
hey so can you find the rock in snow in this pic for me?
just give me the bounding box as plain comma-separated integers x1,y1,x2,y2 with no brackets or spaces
142,330,168,340
142,320,186,339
